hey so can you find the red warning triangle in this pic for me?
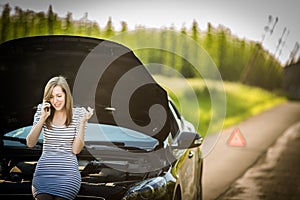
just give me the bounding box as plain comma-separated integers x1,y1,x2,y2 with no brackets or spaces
227,128,246,147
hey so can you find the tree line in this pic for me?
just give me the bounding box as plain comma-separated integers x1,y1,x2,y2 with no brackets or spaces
0,3,283,90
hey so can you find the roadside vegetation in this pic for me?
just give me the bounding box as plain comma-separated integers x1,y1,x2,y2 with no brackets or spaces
1,3,283,90
156,77,287,136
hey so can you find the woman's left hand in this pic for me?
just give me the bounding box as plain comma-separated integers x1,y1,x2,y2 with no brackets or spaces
81,106,94,123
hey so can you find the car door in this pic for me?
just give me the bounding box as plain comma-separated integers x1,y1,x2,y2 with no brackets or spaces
168,100,201,199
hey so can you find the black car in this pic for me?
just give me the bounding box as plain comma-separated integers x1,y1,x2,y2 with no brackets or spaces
0,35,203,200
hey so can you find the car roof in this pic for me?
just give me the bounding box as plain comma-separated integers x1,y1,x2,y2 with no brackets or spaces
0,35,170,142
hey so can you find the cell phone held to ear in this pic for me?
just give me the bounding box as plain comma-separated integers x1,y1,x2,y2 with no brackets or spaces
44,101,51,112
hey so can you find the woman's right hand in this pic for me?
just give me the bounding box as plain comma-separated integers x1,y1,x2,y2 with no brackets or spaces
41,100,51,119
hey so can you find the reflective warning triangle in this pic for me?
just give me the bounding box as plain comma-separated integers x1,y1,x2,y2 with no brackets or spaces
227,128,246,147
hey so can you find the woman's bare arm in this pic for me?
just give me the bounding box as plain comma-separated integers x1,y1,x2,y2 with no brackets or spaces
26,102,50,148
72,107,93,154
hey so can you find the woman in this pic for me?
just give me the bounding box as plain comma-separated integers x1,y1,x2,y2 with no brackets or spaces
26,76,94,200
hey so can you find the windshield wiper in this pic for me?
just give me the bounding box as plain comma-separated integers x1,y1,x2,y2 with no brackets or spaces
84,141,149,152
85,141,125,146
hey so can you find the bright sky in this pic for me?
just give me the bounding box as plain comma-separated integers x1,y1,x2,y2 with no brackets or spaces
1,0,300,64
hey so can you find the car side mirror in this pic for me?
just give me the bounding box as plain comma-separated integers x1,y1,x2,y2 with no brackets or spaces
173,131,203,149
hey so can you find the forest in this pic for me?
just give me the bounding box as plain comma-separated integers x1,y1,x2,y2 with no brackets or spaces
0,3,283,90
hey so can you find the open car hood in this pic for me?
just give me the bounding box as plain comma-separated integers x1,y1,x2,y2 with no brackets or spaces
0,35,170,142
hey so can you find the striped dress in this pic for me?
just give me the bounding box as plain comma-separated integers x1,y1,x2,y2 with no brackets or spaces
32,104,87,200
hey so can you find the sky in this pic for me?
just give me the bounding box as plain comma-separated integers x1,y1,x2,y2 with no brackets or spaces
1,0,300,64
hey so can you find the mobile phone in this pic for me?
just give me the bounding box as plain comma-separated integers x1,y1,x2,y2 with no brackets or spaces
45,101,51,112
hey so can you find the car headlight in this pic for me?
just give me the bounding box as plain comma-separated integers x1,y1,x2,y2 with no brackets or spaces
123,177,167,200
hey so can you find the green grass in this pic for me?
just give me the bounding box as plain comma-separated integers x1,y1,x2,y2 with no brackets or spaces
153,76,287,137
222,82,286,128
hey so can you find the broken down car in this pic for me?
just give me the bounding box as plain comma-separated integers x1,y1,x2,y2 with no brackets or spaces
0,35,203,200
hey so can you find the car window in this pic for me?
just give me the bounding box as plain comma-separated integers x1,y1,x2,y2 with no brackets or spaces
168,101,181,138
4,124,159,150
168,100,181,120
85,124,158,142
4,126,43,140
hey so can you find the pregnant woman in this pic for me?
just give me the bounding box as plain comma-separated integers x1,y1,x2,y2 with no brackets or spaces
26,76,93,200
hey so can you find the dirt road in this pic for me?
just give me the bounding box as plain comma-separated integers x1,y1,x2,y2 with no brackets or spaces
202,101,300,200
216,120,300,199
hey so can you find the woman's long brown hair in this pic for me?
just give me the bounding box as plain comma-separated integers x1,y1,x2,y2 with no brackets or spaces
43,76,73,129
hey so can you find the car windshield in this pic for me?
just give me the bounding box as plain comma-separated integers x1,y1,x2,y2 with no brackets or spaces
4,123,159,150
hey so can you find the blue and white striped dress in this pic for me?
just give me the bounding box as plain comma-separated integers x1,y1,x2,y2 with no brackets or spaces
32,104,86,200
